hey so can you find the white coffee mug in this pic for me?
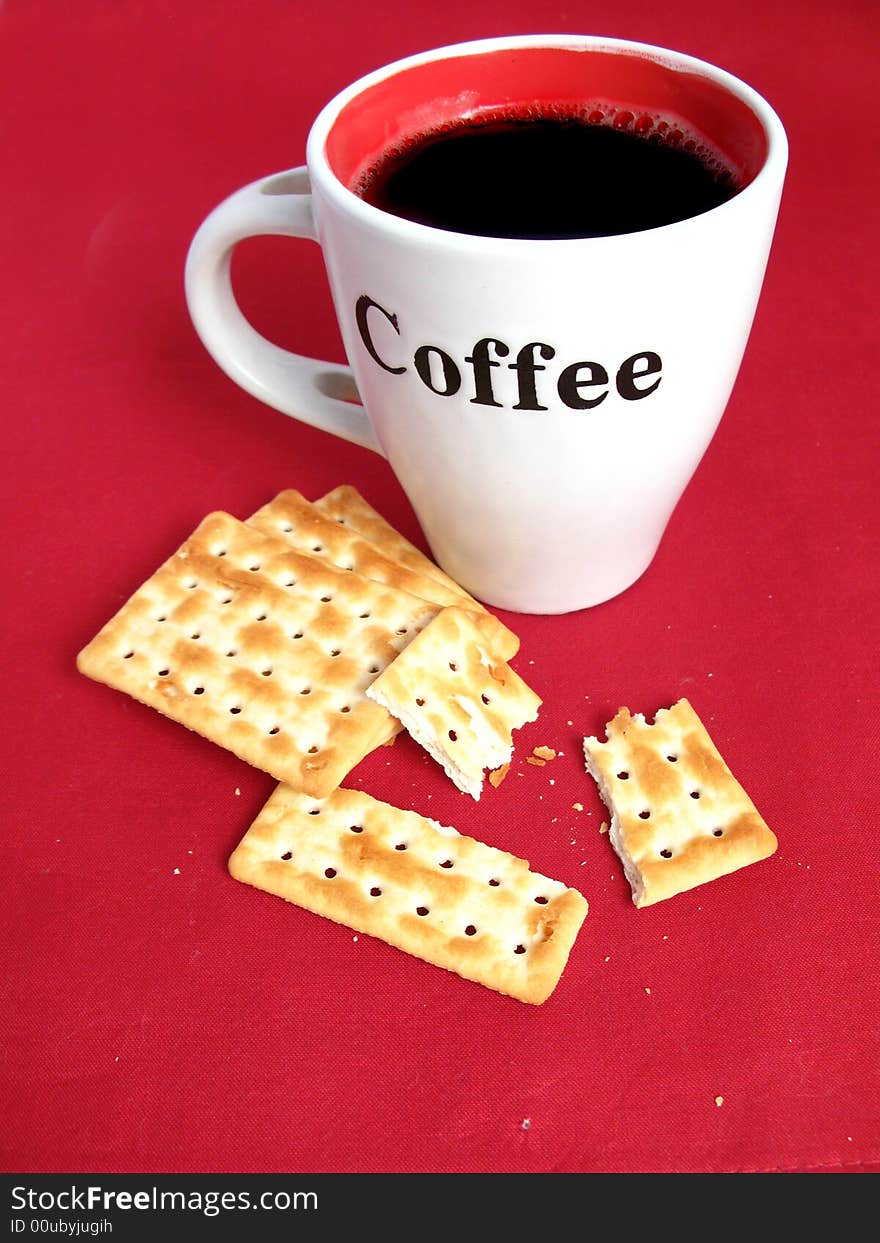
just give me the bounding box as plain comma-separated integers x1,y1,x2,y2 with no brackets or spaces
185,34,787,614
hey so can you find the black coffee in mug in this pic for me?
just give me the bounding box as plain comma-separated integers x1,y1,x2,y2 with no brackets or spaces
356,108,739,239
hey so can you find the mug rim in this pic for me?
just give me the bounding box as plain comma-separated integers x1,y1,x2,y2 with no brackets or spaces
306,33,788,248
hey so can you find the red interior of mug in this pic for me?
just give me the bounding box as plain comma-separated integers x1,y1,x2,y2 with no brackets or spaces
325,45,769,196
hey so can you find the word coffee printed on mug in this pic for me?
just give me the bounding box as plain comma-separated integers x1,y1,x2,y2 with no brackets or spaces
355,295,662,412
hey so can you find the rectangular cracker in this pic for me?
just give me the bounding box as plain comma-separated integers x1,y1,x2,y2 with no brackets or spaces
583,698,778,907
247,489,517,661
366,607,541,800
229,784,588,1004
77,512,445,796
314,484,483,612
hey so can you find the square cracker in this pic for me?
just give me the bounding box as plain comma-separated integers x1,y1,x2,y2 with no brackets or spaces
229,783,588,1004
583,698,777,907
76,512,444,796
366,607,541,799
314,484,483,611
247,489,517,661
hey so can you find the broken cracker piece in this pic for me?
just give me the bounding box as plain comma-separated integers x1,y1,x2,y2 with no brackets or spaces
532,746,557,761
229,783,587,1004
366,607,541,800
489,762,510,789
583,698,777,907
526,757,546,767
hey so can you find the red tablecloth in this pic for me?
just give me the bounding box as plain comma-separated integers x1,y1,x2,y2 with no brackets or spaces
2,0,877,1175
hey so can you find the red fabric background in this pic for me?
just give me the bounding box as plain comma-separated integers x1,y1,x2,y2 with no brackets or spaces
2,0,877,1175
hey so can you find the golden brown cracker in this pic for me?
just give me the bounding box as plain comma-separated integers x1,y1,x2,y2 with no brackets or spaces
250,489,517,659
583,698,777,906
314,485,483,609
76,512,443,796
229,783,588,1004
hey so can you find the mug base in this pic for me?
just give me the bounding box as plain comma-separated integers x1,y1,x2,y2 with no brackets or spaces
447,547,659,616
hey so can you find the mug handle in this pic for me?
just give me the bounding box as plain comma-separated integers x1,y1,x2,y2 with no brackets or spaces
184,168,384,455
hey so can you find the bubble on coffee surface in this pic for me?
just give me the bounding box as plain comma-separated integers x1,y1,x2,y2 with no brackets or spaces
574,101,739,186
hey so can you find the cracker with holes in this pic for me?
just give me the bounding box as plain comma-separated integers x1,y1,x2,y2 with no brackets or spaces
365,606,541,800
76,511,451,797
247,489,515,659
314,484,482,611
583,698,778,907
229,784,588,1004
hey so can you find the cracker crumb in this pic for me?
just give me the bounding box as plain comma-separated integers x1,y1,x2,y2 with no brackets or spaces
353,936,358,942
549,778,555,785
566,720,573,726
572,802,584,812
599,821,608,834
234,788,240,797
715,1096,724,1107
172,868,180,875
489,762,510,789
526,756,546,767
533,746,556,761
604,955,611,962
521,1118,531,1131
645,987,651,995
